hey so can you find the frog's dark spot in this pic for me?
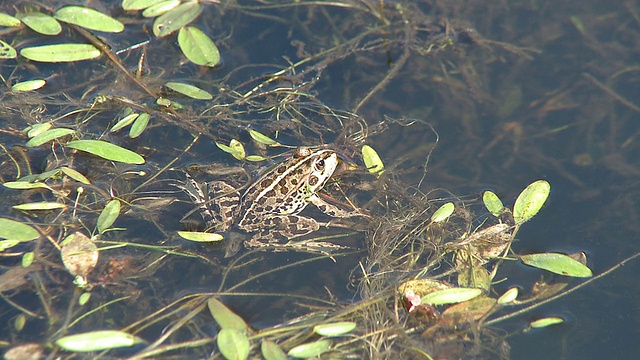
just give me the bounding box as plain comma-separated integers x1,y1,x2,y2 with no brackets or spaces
280,186,288,195
261,179,271,188
271,217,283,225
288,216,299,223
264,205,274,212
317,204,327,212
219,199,236,207
308,176,318,186
265,189,276,197
276,165,286,174
290,178,298,185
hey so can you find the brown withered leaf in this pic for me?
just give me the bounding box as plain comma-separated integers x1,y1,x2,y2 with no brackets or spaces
0,264,43,292
4,343,44,360
61,232,98,277
454,223,513,267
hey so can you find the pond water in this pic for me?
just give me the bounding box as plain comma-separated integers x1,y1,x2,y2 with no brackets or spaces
0,0,638,359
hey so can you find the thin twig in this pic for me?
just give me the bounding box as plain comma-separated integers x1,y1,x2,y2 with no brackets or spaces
582,73,640,113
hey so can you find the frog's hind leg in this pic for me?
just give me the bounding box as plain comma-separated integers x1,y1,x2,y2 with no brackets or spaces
206,181,240,231
180,174,239,231
243,215,320,248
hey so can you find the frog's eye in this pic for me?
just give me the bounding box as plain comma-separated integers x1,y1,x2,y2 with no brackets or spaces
315,159,325,169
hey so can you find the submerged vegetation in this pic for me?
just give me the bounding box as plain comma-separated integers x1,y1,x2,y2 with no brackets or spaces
1,0,639,359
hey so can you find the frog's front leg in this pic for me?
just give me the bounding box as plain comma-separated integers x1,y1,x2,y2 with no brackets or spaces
308,194,366,218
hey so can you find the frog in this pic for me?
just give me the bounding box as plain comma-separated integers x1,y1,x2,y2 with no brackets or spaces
181,147,365,248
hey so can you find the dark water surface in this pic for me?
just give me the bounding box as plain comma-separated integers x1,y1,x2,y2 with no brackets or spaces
1,0,638,359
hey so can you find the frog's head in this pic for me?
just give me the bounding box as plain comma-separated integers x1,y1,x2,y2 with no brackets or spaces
306,149,339,192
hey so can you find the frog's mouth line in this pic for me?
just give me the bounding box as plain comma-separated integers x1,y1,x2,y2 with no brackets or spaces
335,155,361,176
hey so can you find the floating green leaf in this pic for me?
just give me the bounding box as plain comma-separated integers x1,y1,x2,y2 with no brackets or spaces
153,2,202,38
60,167,91,184
217,328,250,360
362,145,384,176
178,25,220,67
261,340,287,360
216,140,245,160
288,340,332,358
207,297,248,331
313,322,357,337
18,168,63,183
79,292,91,306
431,202,454,223
111,113,139,133
166,82,212,100
55,330,143,352
21,44,101,63
570,16,586,35
14,314,26,331
18,12,62,35
55,6,124,33
97,199,121,234
483,190,504,217
0,240,21,251
122,0,158,11
25,128,75,147
129,113,150,138
520,253,592,277
420,287,483,306
0,13,21,27
22,252,35,267
2,181,51,190
0,218,40,241
530,316,564,329
66,140,146,164
178,231,224,242
0,39,17,59
13,202,65,211
497,287,519,305
245,155,267,162
513,180,550,224
249,129,278,146
156,97,172,107
142,0,181,18
229,140,246,160
26,122,53,138
11,79,46,92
